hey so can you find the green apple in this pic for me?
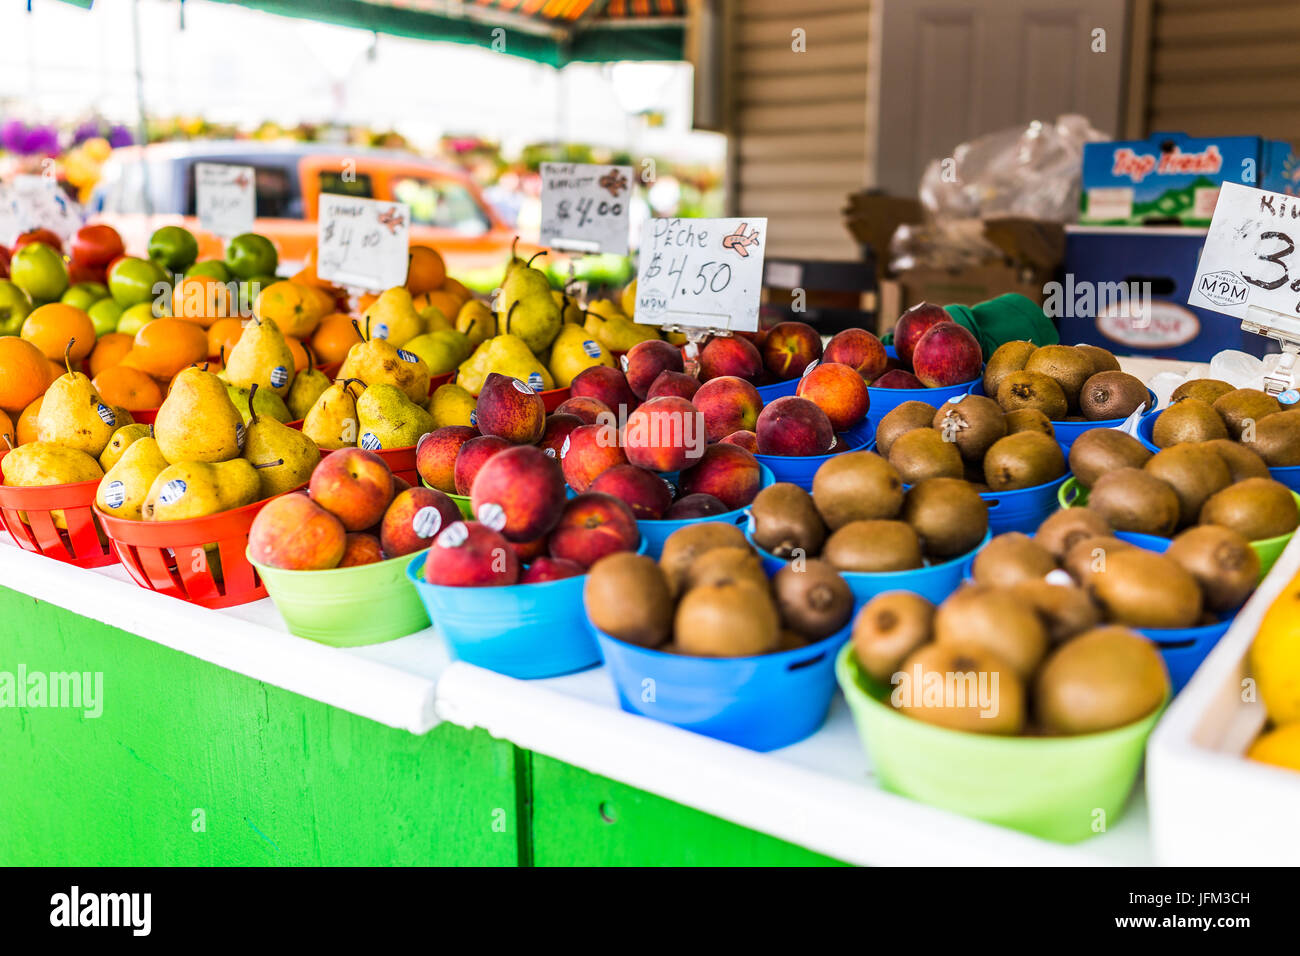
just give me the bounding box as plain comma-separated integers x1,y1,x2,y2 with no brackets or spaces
187,259,232,283
0,280,33,336
116,302,158,338
88,297,125,336
10,242,69,302
148,225,200,273
108,256,168,308
61,281,111,312
225,233,278,280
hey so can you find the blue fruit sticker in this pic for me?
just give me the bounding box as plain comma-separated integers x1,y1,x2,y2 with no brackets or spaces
582,340,602,358
270,365,289,388
96,404,116,427
469,409,478,426
527,373,544,392
360,432,382,450
1280,389,1299,406
373,322,390,339
159,479,187,506
103,480,126,509
398,349,419,363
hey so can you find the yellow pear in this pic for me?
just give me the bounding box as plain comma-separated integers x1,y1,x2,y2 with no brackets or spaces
362,287,424,347
242,384,321,497
430,383,477,428
97,436,169,521
37,341,118,457
225,315,296,398
303,379,362,450
356,383,436,450
620,279,637,319
549,323,614,388
456,298,496,348
339,324,431,404
403,330,470,376
2,441,103,529
154,367,245,464
99,423,151,471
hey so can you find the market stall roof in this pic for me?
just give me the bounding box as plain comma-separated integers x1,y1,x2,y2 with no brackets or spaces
211,0,687,66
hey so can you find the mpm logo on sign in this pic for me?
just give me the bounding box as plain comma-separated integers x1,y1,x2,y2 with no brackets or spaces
1197,270,1250,308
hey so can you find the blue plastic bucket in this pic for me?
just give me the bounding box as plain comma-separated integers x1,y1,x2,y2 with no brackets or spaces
407,538,646,680
981,473,1070,535
868,346,981,437
752,419,874,491
637,464,775,558
1137,407,1300,493
969,379,1157,454
592,620,850,751
756,378,800,402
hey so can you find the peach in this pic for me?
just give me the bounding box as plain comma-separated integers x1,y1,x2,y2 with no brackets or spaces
424,521,519,587
668,493,728,519
622,396,706,472
679,443,761,509
872,369,924,389
381,486,462,557
646,370,700,402
719,430,758,453
762,321,823,380
547,492,640,569
796,361,870,432
338,532,384,567
755,396,834,456
416,425,478,494
309,448,395,531
539,413,583,460
570,366,638,417
589,464,673,519
454,435,511,495
823,328,889,381
553,395,611,425
560,421,627,491
893,302,951,365
470,444,567,542
519,556,585,584
624,339,685,399
699,335,763,383
510,535,550,564
693,375,762,442
248,493,347,570
911,321,982,387
476,371,545,444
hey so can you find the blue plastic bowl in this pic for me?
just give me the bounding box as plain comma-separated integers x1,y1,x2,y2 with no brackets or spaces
637,464,775,558
592,619,850,752
868,346,982,437
756,378,800,402
969,379,1158,453
407,538,646,680
747,528,991,608
1137,407,1300,492
981,473,1071,535
752,419,874,491
1134,409,1160,452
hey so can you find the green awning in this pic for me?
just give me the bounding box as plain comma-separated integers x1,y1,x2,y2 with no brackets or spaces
211,0,686,66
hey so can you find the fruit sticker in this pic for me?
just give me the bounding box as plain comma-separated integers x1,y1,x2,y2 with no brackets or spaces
159,479,187,505
412,506,443,540
1280,389,1299,406
437,521,470,548
801,359,819,378
398,349,419,363
373,322,390,339
560,435,571,458
96,404,116,427
511,378,532,395
582,340,603,358
103,480,126,509
469,409,478,427
527,373,544,392
477,502,507,531
620,354,630,372
360,432,382,451
236,423,246,449
270,365,289,388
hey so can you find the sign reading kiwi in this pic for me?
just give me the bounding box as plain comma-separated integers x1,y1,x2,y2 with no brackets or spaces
634,217,767,333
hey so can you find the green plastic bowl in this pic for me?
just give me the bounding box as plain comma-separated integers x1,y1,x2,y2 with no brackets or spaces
448,492,474,520
835,644,1164,844
250,550,431,646
1057,478,1297,578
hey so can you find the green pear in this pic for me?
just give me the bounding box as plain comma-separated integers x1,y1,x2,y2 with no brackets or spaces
339,322,431,403
486,334,554,393
404,329,470,376
225,315,296,398
498,251,560,353
37,341,118,457
356,383,435,451
225,381,292,425
456,298,495,348
303,379,361,450
97,436,169,521
154,367,245,464
99,423,152,471
242,384,320,498
548,323,614,388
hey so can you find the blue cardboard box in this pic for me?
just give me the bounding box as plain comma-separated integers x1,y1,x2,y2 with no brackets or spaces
1058,226,1275,362
1081,131,1299,226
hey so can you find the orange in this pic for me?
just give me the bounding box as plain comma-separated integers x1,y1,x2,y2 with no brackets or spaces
21,303,97,362
406,245,447,295
441,277,472,308
414,290,461,323
88,332,135,378
0,337,53,413
254,280,326,339
171,275,234,328
16,396,42,444
300,284,336,319
310,313,364,365
130,319,209,380
356,292,378,313
0,409,13,447
207,317,244,362
1248,724,1300,773
285,336,309,373
93,366,165,411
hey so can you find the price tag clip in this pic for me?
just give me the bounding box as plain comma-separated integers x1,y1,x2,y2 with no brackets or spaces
1242,304,1300,395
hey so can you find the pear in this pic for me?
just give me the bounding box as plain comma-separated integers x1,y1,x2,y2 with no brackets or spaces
285,352,331,421
501,236,528,281
429,383,477,428
96,436,169,521
362,287,424,347
553,288,584,325
154,367,245,464
620,278,637,320
456,298,495,348
37,340,118,457
226,381,293,425
143,459,262,521
403,329,470,376
339,321,431,403
549,323,614,388
585,310,658,353
303,379,362,450
455,340,495,395
418,304,454,333
226,315,296,398
497,251,561,353
476,334,553,395
2,440,103,529
242,384,320,497
99,423,151,471
356,383,435,450
585,298,626,322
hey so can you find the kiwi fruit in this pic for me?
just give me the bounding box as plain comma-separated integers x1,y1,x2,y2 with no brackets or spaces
900,477,989,558
1087,467,1180,536
659,521,750,596
1245,408,1300,466
895,641,1026,735
1075,343,1121,376
675,581,780,657
1035,508,1112,559
970,532,1058,588
1034,626,1169,735
683,546,768,593
823,519,923,573
983,340,1036,398
1199,477,1300,541
1078,371,1149,421
1143,443,1232,527
584,552,673,648
776,630,808,652
1067,428,1152,488
1003,408,1055,437
773,559,853,639
1212,388,1281,440
932,394,1007,462
934,585,1048,679
996,370,1068,420
851,592,935,683
1062,534,1133,585
1152,398,1229,447
748,483,825,558
811,451,903,530
1166,525,1259,612
875,400,938,456
1009,577,1102,644
1203,438,1270,481
1088,548,1203,629
1171,378,1234,405
983,430,1066,491
886,427,964,484
1025,345,1095,410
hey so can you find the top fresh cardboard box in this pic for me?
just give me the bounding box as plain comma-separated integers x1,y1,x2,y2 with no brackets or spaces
1081,132,1299,227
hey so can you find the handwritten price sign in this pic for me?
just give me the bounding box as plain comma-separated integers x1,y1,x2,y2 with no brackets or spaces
3,175,83,241
196,163,256,238
633,217,767,332
1190,182,1300,321
316,195,411,291
539,163,633,255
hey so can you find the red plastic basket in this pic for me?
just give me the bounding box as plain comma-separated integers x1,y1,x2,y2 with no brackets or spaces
96,493,287,608
129,408,160,425
428,370,453,395
540,387,570,412
0,477,118,568
374,445,419,484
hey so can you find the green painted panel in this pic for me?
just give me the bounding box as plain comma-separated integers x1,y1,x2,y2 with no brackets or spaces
528,753,847,867
0,586,519,866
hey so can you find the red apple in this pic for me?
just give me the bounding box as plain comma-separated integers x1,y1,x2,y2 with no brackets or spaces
249,493,347,570
70,223,124,268
823,328,889,381
425,521,520,587
381,486,462,557
894,302,953,366
416,426,478,494
470,444,567,542
871,369,925,389
911,321,982,387
309,448,396,531
570,366,639,417
454,435,511,495
560,421,627,491
547,492,640,568
678,443,761,509
762,321,823,380
755,396,835,456
646,369,701,402
520,556,585,584
476,372,545,444
795,361,870,432
589,464,673,519
622,396,705,472
699,335,763,383
623,339,685,399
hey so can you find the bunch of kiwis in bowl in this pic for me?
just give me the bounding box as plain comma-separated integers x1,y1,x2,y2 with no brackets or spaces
746,450,989,573
1150,378,1300,467
984,341,1150,422
583,521,854,657
876,393,1066,492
